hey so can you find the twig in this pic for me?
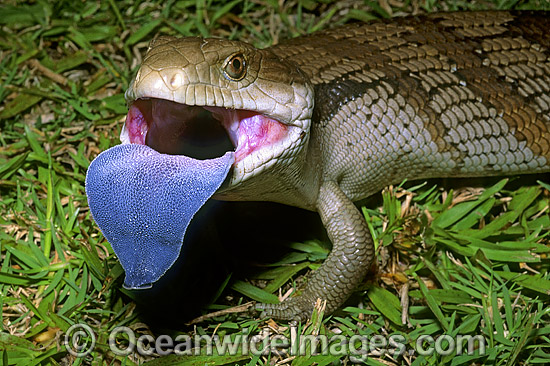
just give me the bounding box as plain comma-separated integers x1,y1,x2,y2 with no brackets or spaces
186,302,255,325
28,59,68,86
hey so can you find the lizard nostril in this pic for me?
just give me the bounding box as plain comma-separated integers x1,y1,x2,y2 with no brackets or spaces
170,72,184,89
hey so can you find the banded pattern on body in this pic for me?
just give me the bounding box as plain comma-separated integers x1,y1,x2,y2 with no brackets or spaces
273,11,550,199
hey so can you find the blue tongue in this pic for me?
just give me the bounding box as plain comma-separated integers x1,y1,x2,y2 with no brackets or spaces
85,144,234,289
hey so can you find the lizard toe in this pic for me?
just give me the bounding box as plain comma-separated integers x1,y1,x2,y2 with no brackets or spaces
256,296,316,322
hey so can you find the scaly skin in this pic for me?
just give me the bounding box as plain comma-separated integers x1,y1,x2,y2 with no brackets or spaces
125,11,550,321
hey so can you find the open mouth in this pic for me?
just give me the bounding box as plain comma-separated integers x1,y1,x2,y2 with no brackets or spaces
121,98,289,164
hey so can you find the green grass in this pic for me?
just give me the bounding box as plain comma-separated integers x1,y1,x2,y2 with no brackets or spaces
1,0,549,365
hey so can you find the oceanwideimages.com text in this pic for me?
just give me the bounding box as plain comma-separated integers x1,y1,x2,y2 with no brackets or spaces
65,323,486,362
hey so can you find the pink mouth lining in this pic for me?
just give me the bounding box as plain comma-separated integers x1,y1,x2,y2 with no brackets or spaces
126,100,150,145
125,99,288,163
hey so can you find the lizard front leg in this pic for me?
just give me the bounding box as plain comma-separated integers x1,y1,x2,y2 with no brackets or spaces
257,181,375,321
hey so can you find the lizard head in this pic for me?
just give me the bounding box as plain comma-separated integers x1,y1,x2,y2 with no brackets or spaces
123,36,313,188
86,36,313,289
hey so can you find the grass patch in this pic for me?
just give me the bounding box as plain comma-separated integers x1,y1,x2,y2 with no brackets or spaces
1,0,549,365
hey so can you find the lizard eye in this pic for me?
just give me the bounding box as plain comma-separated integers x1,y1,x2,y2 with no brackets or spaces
223,53,246,81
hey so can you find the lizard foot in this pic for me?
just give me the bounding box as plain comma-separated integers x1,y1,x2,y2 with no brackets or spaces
255,181,375,323
255,295,316,322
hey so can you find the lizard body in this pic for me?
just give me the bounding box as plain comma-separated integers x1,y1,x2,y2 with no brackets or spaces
115,11,550,320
